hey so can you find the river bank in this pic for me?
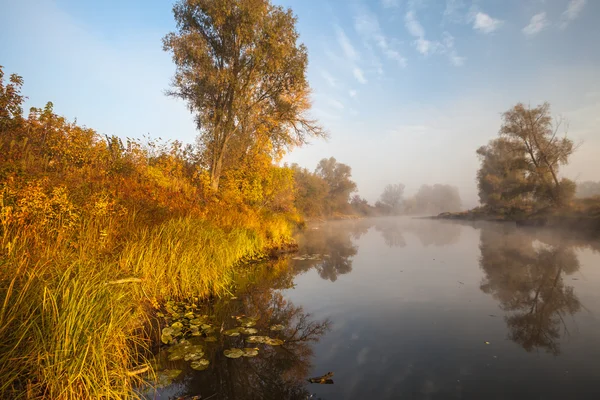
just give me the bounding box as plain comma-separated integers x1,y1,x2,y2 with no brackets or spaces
435,207,600,235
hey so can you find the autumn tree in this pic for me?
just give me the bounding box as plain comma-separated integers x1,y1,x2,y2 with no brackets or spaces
378,183,405,215
315,157,356,215
501,103,575,207
476,138,534,215
163,0,325,191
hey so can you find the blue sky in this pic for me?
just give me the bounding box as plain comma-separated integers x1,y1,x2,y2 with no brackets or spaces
2,0,599,205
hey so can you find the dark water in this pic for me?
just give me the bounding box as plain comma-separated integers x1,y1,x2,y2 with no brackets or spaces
146,217,600,400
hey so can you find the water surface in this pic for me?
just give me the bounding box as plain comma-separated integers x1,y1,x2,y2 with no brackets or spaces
148,217,600,399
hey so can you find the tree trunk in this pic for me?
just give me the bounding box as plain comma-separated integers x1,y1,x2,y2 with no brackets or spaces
210,151,224,191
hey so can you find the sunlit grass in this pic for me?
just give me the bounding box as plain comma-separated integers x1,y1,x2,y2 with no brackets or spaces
0,212,293,399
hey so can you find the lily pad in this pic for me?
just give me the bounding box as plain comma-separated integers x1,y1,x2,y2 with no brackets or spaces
190,359,210,371
204,336,218,342
168,343,203,361
171,321,184,330
224,348,244,359
270,324,285,331
239,327,258,335
237,316,258,327
264,337,284,346
246,336,268,344
243,347,259,357
223,328,241,337
161,332,174,345
156,369,182,388
184,312,195,319
190,318,204,325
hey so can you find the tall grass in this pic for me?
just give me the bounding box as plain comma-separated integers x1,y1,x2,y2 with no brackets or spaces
121,218,264,300
0,213,292,399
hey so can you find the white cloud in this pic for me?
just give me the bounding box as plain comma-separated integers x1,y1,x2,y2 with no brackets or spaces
349,89,358,98
405,11,425,38
354,6,407,68
523,12,549,36
403,11,463,65
353,67,368,84
443,0,467,24
560,0,586,29
404,11,436,56
335,25,359,61
381,0,399,8
473,12,503,34
321,70,337,88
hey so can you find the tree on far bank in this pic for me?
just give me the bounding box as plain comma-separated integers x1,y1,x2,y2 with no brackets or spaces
378,183,405,215
315,157,357,215
164,0,325,191
477,102,576,214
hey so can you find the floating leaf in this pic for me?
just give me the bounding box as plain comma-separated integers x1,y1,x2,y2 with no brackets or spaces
264,337,284,346
168,343,203,361
246,336,268,344
190,359,210,371
224,348,244,359
239,327,258,335
157,369,182,388
223,328,241,337
190,318,204,325
243,348,259,357
161,333,173,345
156,312,165,318
171,322,184,330
237,316,258,327
162,327,175,336
204,336,217,342
184,312,195,319
270,324,285,331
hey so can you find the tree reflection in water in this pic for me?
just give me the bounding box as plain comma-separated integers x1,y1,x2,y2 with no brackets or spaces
153,262,330,400
478,226,582,355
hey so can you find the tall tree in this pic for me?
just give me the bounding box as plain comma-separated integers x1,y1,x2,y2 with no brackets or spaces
315,157,356,214
378,183,405,215
164,0,325,191
499,103,575,207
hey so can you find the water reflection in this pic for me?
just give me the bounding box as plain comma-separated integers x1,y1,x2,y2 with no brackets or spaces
293,223,361,281
478,226,582,355
372,218,461,248
149,263,330,400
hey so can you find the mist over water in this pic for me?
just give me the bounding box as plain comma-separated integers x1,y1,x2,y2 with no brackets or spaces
150,217,600,399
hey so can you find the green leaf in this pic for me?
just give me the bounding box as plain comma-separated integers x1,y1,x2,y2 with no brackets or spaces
270,324,285,331
190,359,210,371
224,348,244,359
242,347,259,357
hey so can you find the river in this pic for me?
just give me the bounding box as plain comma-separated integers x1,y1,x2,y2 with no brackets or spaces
145,217,600,399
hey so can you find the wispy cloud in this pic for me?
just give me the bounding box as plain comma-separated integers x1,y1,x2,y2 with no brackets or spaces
349,89,358,98
560,0,586,29
403,11,464,66
353,67,368,84
442,32,465,66
354,5,407,68
321,70,337,88
404,11,434,55
335,25,359,61
472,12,503,34
523,12,549,36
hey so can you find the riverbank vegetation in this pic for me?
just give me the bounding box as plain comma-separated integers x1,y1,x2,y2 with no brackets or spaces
0,0,349,396
439,102,600,231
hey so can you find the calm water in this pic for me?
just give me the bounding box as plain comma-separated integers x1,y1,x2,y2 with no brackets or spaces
147,217,600,400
